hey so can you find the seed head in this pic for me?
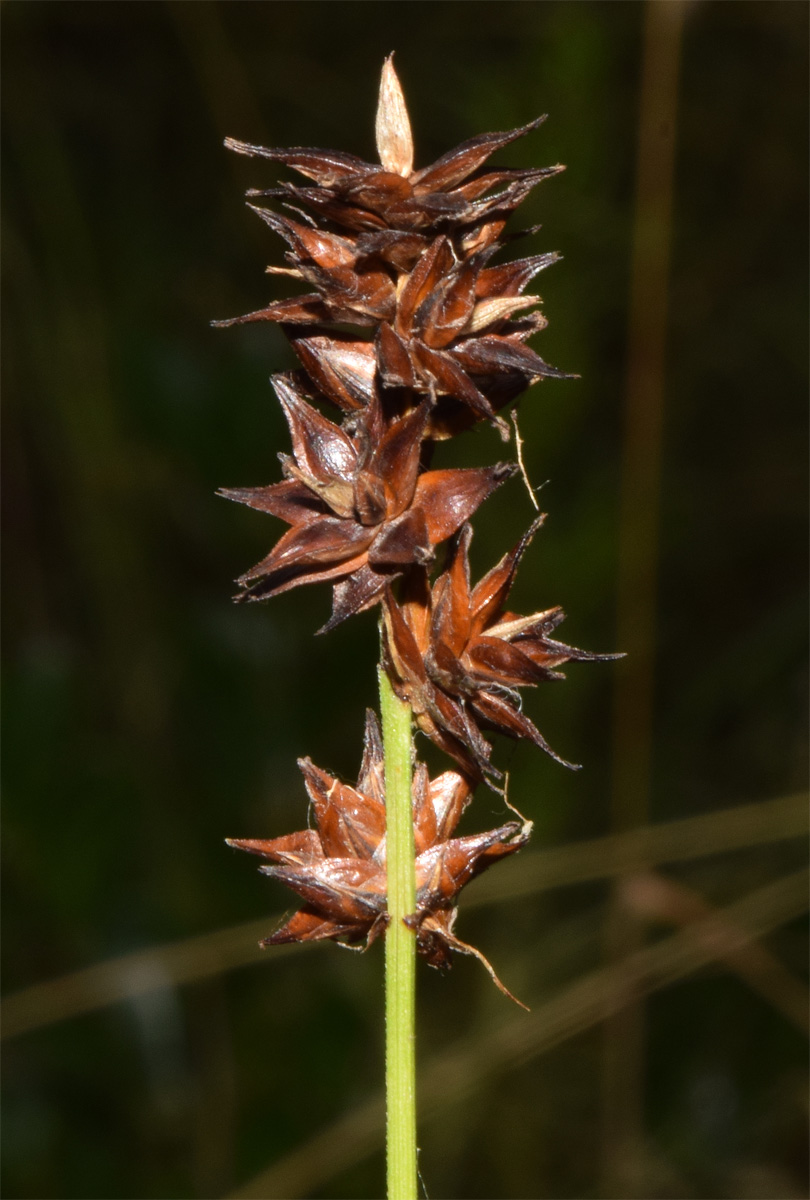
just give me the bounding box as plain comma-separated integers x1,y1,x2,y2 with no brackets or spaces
227,711,531,1003
383,519,623,781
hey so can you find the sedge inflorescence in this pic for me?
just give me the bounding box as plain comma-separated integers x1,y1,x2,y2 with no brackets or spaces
220,57,616,997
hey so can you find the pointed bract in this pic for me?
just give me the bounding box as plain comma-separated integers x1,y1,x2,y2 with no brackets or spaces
376,55,414,177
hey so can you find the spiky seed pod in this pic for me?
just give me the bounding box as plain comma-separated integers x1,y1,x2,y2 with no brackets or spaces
219,375,516,628
382,519,622,781
226,712,531,1002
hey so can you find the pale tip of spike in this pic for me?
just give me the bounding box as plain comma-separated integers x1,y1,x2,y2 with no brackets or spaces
375,53,414,177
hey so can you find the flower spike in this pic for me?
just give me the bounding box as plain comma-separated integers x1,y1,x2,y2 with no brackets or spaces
219,61,620,1034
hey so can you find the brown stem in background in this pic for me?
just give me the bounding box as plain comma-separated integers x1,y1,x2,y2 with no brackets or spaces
602,2,688,1196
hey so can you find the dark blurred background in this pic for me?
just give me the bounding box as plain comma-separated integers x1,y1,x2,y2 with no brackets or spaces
2,3,807,1198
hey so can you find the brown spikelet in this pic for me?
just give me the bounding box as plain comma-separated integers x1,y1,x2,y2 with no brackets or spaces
216,55,570,453
382,520,623,780
226,711,531,1002
219,375,516,627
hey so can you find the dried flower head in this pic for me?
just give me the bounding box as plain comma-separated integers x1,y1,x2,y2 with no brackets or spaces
215,55,570,441
227,711,531,1002
223,53,561,239
383,518,621,780
219,375,516,629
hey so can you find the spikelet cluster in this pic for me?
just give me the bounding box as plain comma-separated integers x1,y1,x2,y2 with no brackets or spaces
220,58,615,996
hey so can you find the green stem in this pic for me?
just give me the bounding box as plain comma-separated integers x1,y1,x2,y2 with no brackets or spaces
378,665,417,1200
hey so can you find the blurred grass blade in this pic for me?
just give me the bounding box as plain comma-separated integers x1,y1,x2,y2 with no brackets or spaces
227,867,809,1199
1,918,294,1041
469,791,808,907
2,792,805,1041
619,870,809,1034
605,1,689,1190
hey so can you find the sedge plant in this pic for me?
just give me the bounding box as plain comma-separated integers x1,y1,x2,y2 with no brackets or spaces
217,57,617,1200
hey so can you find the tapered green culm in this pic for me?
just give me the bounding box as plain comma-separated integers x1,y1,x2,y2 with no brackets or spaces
378,665,418,1200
